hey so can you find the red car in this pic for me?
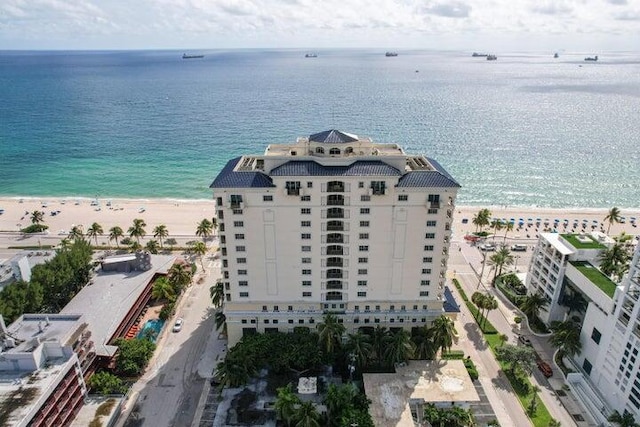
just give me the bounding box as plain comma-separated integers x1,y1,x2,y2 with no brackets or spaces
537,360,553,378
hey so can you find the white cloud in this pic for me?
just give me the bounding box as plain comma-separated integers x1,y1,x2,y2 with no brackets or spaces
0,0,638,50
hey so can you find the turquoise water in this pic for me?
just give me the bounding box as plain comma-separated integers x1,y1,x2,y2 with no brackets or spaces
137,318,165,342
1,49,639,207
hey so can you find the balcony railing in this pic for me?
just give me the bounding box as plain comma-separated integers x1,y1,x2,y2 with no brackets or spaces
327,247,344,256
325,292,343,301
326,259,344,267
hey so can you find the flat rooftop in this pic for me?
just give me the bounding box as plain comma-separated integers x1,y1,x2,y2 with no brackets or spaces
61,254,176,357
5,314,82,354
561,233,607,250
363,360,479,427
570,261,617,298
541,233,575,256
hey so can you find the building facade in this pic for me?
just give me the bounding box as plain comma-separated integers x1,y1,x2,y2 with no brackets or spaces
210,130,460,345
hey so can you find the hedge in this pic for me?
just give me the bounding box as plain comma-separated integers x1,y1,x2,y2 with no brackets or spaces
452,279,498,334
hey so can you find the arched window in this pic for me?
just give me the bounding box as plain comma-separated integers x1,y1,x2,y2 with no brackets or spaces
345,147,354,154
326,291,343,301
329,148,341,155
326,181,344,192
315,147,324,154
326,280,343,289
327,194,344,206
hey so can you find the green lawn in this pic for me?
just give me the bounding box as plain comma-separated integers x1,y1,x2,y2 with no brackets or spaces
561,234,606,250
452,279,555,427
570,261,617,298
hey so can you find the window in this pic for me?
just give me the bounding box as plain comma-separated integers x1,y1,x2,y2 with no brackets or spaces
427,208,438,214
357,291,367,297
422,268,432,274
329,148,341,155
274,305,279,312
423,257,433,263
425,233,436,239
420,291,429,297
302,257,311,264
236,246,246,252
217,210,224,220
302,269,312,275
301,221,311,227
307,181,313,188
361,195,371,202
359,245,369,252
239,292,249,297
302,280,312,286
301,246,311,252
426,220,437,227
288,305,293,311
301,233,311,239
216,197,223,206
365,305,370,312
263,195,273,202
359,233,369,239
286,181,301,195
230,194,243,208
360,221,370,227
239,281,248,286
238,269,247,275
233,221,244,227
358,257,368,263
358,280,367,286
354,305,360,311
398,194,408,201
424,245,434,251
421,280,431,286
413,305,418,310
360,208,370,214
358,269,367,275
303,292,312,297
583,359,593,375
370,181,386,195
327,181,345,192
591,328,602,344
237,258,246,264
235,233,245,240
232,209,243,215
301,195,311,202
427,194,440,208
301,208,311,214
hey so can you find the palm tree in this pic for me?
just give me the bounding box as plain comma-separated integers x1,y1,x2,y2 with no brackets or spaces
86,222,103,246
128,218,147,243
145,239,160,254
30,210,45,224
527,385,541,416
345,332,373,369
165,238,178,250
412,325,437,360
291,401,321,427
431,315,456,355
490,219,503,241
109,226,124,248
210,280,225,308
214,358,251,390
168,262,192,294
549,320,582,357
502,221,514,243
317,313,345,357
215,311,227,335
608,410,640,427
196,218,213,242
68,225,84,241
371,326,390,364
129,240,142,252
604,207,622,234
561,290,588,317
600,243,630,281
151,277,175,302
498,333,509,347
520,292,548,324
191,241,207,269
488,247,514,282
383,329,415,365
481,295,498,329
472,208,491,232
275,384,300,427
153,225,169,249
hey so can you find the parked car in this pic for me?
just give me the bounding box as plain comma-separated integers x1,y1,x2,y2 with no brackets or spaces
479,243,496,252
537,360,553,377
518,335,532,346
511,244,527,252
172,318,184,332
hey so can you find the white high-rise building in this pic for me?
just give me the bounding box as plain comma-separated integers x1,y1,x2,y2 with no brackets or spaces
210,130,460,346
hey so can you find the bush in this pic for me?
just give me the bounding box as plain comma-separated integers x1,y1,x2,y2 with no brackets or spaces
88,372,126,395
442,350,465,360
20,224,48,233
159,302,175,321
463,357,479,380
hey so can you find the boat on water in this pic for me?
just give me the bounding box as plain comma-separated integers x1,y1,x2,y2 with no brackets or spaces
486,55,497,61
554,53,559,58
584,55,598,62
385,52,398,57
182,53,204,59
305,53,318,58
472,52,488,57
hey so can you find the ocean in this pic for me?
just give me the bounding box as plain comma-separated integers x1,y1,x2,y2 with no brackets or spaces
1,49,639,208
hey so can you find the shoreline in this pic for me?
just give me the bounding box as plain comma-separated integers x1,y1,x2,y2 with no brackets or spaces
1,197,638,240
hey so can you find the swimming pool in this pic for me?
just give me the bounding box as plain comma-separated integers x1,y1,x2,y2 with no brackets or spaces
137,318,165,342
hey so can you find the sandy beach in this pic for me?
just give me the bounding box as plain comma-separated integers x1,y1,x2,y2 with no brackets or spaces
0,197,638,243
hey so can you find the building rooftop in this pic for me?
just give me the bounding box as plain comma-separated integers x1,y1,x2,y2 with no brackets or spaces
270,160,401,177
541,233,575,256
4,314,83,354
60,254,176,356
309,129,358,143
363,360,479,427
569,261,617,298
561,234,607,250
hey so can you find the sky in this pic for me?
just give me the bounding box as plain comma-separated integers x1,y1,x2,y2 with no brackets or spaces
1,0,639,51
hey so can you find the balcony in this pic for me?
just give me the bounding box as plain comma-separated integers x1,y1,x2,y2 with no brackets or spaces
326,258,344,267
326,269,343,279
326,281,343,290
326,208,345,219
325,291,343,301
326,221,344,231
326,234,344,244
326,246,344,256
327,195,345,206
327,182,345,193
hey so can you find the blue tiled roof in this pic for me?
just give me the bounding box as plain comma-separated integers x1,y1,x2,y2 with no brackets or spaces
443,286,461,313
210,157,275,189
426,157,460,185
309,130,358,144
270,161,401,177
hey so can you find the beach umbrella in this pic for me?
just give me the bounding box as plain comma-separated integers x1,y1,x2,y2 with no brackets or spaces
554,219,560,223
